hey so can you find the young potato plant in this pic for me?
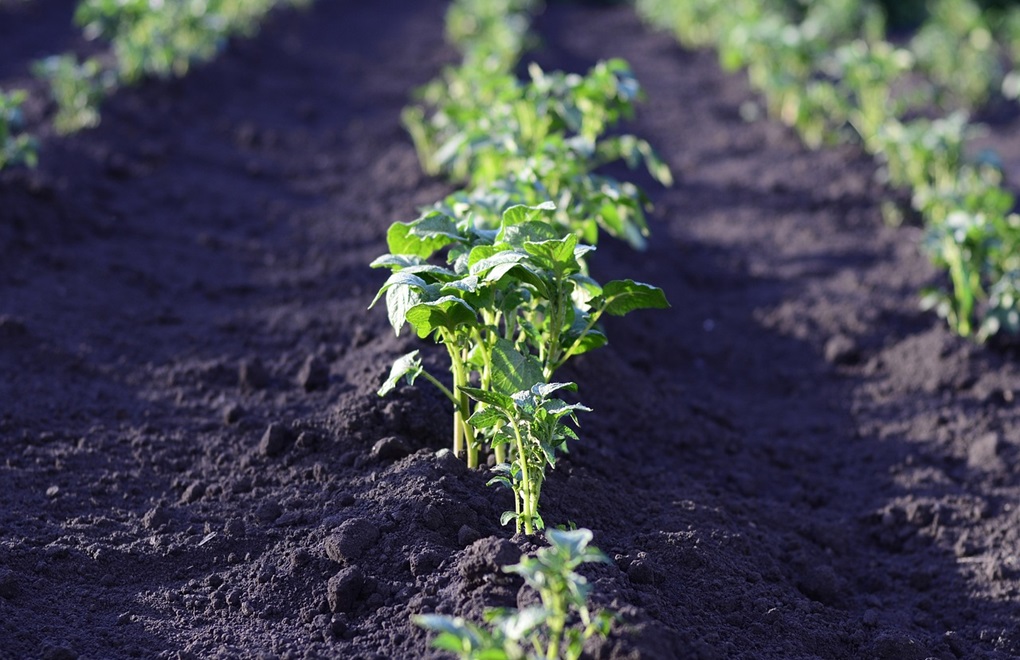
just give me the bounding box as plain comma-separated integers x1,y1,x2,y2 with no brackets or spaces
463,382,589,535
32,55,116,135
414,528,614,660
404,58,672,250
0,89,37,170
372,203,669,473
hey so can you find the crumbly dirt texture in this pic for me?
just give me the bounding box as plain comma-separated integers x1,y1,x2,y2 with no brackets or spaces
3,1,1020,659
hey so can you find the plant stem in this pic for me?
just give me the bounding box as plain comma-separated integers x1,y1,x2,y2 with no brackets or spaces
509,418,535,535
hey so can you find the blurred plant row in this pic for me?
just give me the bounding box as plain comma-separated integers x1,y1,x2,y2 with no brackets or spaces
638,0,1020,341
0,0,307,167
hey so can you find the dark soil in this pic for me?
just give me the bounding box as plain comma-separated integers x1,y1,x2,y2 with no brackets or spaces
3,1,1020,659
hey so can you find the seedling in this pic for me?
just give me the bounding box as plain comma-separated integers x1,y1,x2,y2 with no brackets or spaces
464,382,589,535
414,527,614,660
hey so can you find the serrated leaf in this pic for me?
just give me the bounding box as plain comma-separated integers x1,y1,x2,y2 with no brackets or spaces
501,220,560,246
377,350,422,397
523,235,579,271
467,406,508,429
405,296,477,338
470,250,528,276
601,279,670,316
386,211,461,258
369,254,425,270
385,283,423,335
531,382,577,398
487,475,513,489
460,385,515,411
369,271,430,309
490,338,544,395
501,202,556,228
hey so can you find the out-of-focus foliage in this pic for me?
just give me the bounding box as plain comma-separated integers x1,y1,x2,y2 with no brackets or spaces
0,89,37,169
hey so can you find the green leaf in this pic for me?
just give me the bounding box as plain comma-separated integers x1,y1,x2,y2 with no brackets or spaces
523,235,579,271
501,201,556,228
369,271,429,309
470,250,528,277
500,220,560,246
386,284,424,336
490,338,544,395
460,385,515,411
532,382,577,399
500,510,518,526
369,254,425,270
601,280,670,316
405,296,477,339
467,406,508,429
377,350,422,397
386,211,461,258
547,527,594,557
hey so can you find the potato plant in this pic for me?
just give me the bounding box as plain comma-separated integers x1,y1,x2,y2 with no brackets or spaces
0,89,37,170
372,203,668,473
415,528,614,659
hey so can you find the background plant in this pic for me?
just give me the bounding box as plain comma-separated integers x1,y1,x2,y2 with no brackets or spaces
0,89,37,170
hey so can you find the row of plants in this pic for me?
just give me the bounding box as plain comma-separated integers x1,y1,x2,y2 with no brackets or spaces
0,0,307,170
35,0,311,135
372,0,672,656
637,0,1020,341
374,0,671,534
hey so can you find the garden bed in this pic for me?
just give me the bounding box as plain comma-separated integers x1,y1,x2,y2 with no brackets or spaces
2,1,1020,658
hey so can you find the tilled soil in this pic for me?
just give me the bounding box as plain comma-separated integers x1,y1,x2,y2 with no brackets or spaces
2,1,1020,659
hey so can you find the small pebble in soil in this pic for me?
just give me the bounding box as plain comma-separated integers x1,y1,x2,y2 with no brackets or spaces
371,436,409,461
41,645,77,660
45,485,60,498
224,518,245,537
142,506,171,531
967,432,1005,473
255,501,283,524
459,537,520,584
327,566,364,613
409,547,443,577
298,355,330,392
457,525,481,547
824,334,860,366
238,357,270,390
323,518,380,563
259,423,292,457
222,403,244,425
180,481,206,504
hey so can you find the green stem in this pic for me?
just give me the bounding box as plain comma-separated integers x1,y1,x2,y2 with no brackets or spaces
509,418,535,535
418,370,457,405
448,343,472,463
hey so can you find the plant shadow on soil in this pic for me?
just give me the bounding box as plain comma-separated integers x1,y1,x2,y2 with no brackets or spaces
2,0,1020,659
